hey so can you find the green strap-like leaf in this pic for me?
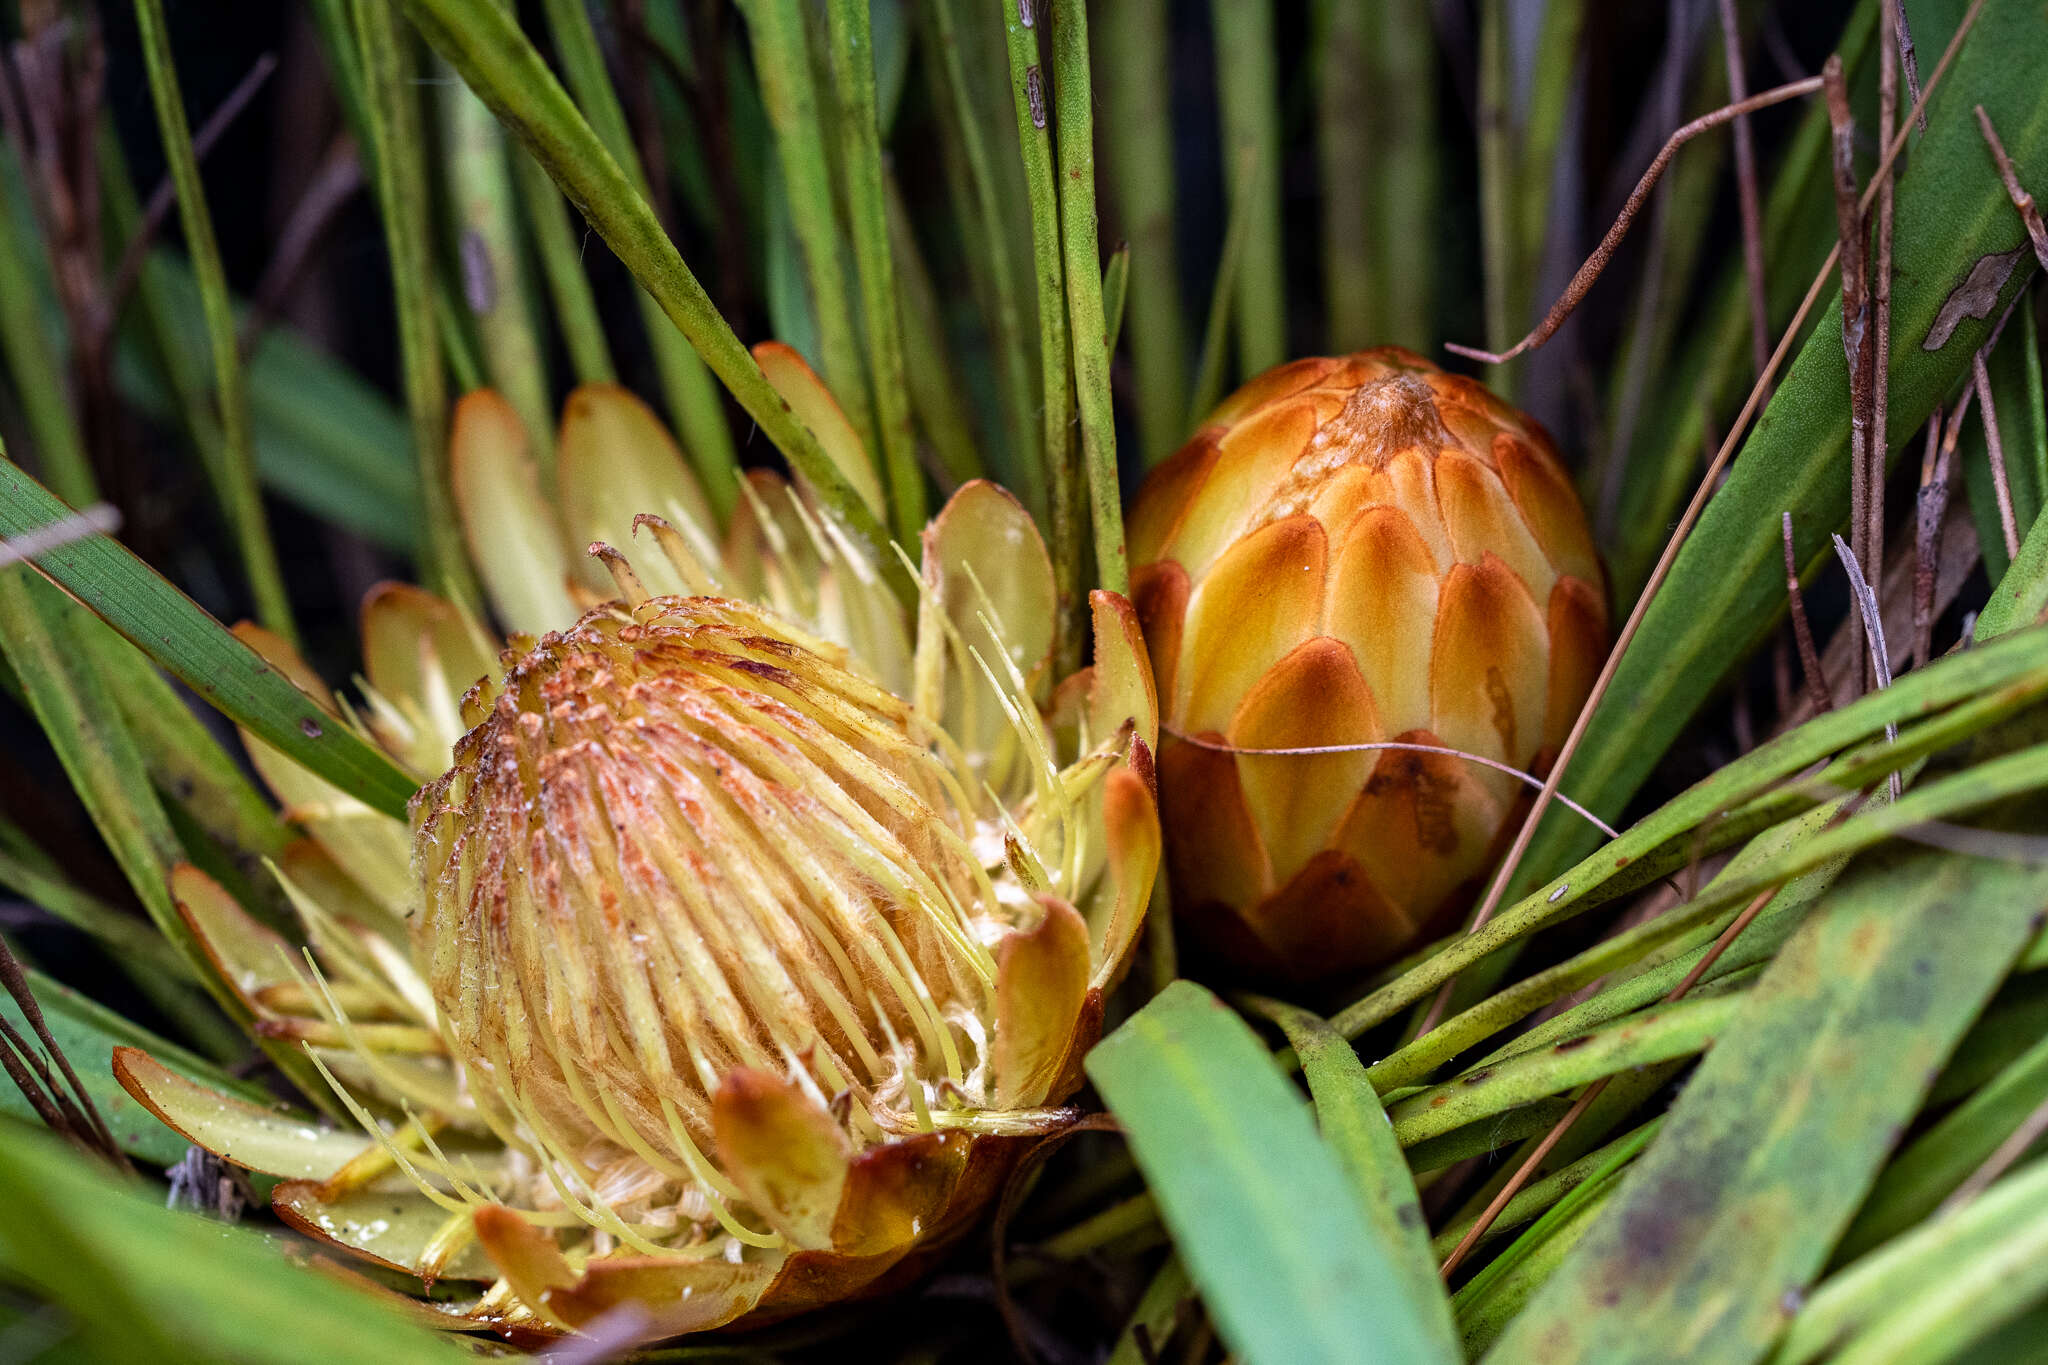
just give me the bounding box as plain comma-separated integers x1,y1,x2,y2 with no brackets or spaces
1488,805,2048,1363
0,462,418,819
1088,981,1459,1365
1251,1000,1460,1354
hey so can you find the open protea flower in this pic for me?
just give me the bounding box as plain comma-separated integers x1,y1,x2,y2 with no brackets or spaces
113,361,1159,1341
1128,348,1607,983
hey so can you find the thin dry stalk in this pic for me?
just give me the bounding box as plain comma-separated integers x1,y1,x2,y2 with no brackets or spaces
1869,22,1898,637
1832,535,1902,801
1973,351,2023,561
1913,408,1950,669
1782,513,1831,714
238,135,362,356
1717,0,1770,380
1824,55,1875,679
0,934,127,1168
1939,1092,2048,1217
1417,0,1986,1036
1974,105,2048,270
1444,75,1825,366
1437,886,1783,1278
1886,0,1924,131
104,51,278,324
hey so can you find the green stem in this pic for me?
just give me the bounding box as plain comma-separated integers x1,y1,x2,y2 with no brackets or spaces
397,0,904,598
827,0,924,543
1097,0,1188,461
510,145,617,386
1000,0,1080,657
354,0,482,616
1476,0,1517,396
742,0,877,458
922,0,1038,502
538,0,738,521
1208,0,1285,376
0,154,92,505
132,0,297,645
883,171,983,489
1051,0,1126,595
440,59,554,467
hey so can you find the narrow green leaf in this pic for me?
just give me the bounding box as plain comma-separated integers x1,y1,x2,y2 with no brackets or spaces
1101,243,1130,360
826,0,925,542
1051,0,1126,596
1251,1001,1460,1356
1491,808,2048,1363
509,142,617,386
884,170,983,488
1430,1118,1662,1263
395,0,902,591
539,0,739,517
354,0,482,616
1096,0,1188,460
0,464,417,818
999,0,1080,654
0,151,91,505
131,0,296,645
0,1121,468,1363
1777,1157,2048,1365
1089,981,1459,1365
1207,0,1283,376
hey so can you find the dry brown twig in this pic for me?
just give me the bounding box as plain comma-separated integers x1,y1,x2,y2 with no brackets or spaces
1717,0,1770,381
1445,74,1825,367
1417,0,1988,1039
1913,407,1951,670
1782,513,1831,715
1973,352,2023,562
1975,105,2048,270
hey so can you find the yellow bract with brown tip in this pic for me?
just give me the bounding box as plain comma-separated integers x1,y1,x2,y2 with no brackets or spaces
1130,347,1609,983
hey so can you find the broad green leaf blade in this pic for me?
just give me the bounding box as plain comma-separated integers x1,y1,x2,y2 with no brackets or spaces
1087,981,1458,1365
1253,1001,1460,1354
0,1121,468,1364
1488,819,2048,1363
1517,0,2048,895
0,462,417,818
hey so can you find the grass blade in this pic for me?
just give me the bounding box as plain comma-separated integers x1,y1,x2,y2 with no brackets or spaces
131,0,296,645
1249,1001,1460,1354
1208,0,1284,376
1088,981,1459,1365
1050,0,1127,595
827,0,925,542
0,463,417,818
396,0,904,593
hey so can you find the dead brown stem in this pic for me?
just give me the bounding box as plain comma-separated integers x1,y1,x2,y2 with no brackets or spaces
1416,0,1986,1037
1825,55,1875,692
1973,351,2022,562
238,135,362,357
1913,408,1950,670
1444,76,1825,366
1974,105,2048,271
1869,23,1897,652
1885,0,1924,132
1782,512,1832,715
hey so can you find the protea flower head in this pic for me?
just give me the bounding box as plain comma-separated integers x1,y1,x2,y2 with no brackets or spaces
1128,348,1608,983
115,357,1160,1342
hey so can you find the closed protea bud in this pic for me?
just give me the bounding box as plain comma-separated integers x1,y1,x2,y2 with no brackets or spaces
1129,348,1608,983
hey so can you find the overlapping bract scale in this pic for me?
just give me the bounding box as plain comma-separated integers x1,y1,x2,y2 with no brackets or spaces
1130,346,1609,983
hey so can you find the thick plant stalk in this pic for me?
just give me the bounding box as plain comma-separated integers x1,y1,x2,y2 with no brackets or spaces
826,0,925,543
131,0,298,644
